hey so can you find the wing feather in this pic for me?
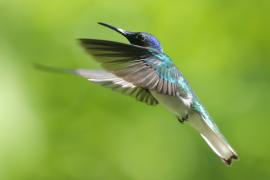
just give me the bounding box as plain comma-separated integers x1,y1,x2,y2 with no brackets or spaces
79,39,186,97
75,69,159,105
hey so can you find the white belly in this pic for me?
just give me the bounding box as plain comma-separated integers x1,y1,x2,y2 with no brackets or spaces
150,91,190,117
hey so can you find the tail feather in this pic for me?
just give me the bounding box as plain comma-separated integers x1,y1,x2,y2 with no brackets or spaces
188,113,238,165
200,128,238,165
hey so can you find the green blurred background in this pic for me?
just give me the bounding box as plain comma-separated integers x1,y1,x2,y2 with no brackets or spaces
0,0,270,179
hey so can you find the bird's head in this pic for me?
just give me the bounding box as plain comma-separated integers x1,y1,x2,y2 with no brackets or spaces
98,22,162,52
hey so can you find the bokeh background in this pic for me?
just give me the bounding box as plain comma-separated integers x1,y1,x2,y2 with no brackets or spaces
0,0,270,179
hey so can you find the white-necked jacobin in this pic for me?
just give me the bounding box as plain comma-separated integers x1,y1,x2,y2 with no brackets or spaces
36,22,238,165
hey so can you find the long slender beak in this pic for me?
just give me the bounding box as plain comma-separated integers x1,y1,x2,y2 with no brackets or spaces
98,22,133,37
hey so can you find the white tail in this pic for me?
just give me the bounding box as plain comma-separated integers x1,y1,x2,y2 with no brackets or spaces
188,113,238,165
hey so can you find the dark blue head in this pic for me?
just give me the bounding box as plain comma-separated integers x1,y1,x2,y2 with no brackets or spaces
98,22,163,52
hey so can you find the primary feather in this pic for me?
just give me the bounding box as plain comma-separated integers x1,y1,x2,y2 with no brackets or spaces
74,69,159,105
34,64,158,106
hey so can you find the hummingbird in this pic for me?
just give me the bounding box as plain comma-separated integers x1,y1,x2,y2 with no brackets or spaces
36,22,238,165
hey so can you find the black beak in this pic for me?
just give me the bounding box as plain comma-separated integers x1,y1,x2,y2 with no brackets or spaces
98,22,134,37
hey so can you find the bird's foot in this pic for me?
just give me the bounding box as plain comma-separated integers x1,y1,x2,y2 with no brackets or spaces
177,114,189,124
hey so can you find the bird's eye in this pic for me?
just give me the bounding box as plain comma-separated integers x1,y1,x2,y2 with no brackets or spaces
137,34,145,41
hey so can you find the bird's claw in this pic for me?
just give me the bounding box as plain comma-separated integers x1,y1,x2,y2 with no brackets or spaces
177,114,189,124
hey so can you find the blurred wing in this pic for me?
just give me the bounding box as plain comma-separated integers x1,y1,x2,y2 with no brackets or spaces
74,69,159,105
79,39,185,97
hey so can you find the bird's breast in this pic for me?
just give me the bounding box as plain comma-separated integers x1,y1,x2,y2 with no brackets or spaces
150,91,191,117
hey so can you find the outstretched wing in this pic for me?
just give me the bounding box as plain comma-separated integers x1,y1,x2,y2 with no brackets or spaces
79,39,187,97
74,69,159,105
34,63,159,106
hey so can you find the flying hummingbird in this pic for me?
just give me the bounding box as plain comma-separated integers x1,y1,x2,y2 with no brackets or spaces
36,22,238,165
